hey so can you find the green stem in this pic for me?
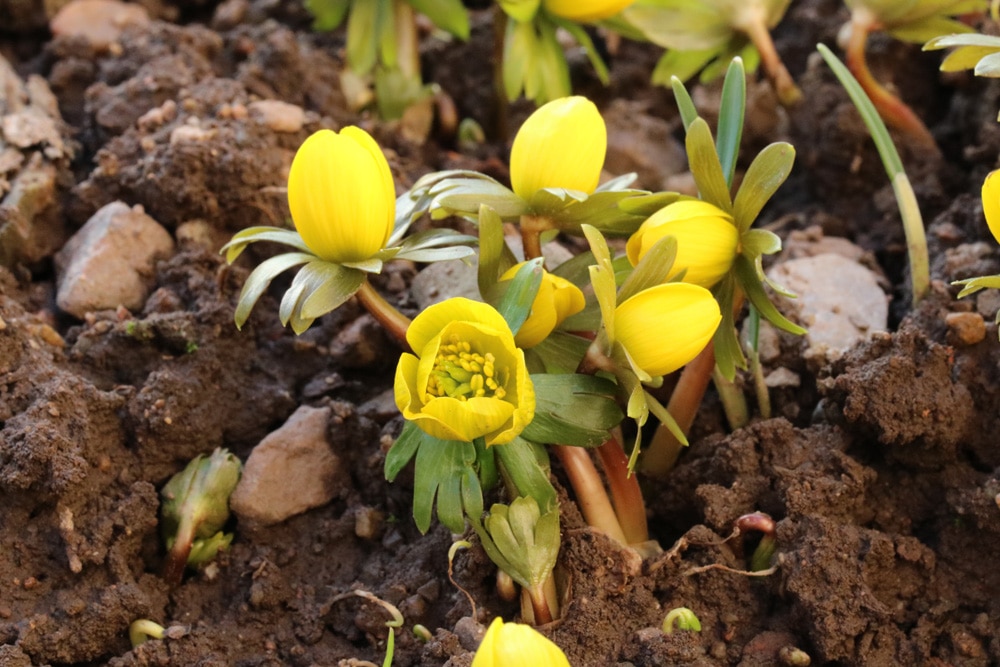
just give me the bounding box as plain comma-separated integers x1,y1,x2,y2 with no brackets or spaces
355,280,412,351
711,367,749,430
843,9,937,150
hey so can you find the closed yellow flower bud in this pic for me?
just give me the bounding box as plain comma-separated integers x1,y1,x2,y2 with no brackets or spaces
626,200,739,289
499,263,585,348
614,283,721,377
394,298,535,445
509,97,606,201
982,169,1000,246
287,127,395,263
542,0,634,22
472,618,570,667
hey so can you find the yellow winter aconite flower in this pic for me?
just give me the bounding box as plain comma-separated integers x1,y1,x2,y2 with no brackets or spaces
509,97,606,201
614,283,721,377
287,127,395,264
543,0,634,22
626,200,739,289
395,298,535,445
982,169,1000,245
499,263,586,348
472,617,570,667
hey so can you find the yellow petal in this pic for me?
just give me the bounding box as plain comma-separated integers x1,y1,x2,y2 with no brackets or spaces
626,200,738,289
472,618,570,667
490,349,536,445
983,169,1000,246
614,283,721,377
419,396,516,443
287,127,395,263
509,97,606,201
406,297,512,352
500,263,586,348
542,0,634,22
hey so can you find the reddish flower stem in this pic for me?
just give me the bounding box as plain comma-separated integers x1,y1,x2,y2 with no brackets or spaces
595,435,648,545
355,281,412,352
552,445,628,545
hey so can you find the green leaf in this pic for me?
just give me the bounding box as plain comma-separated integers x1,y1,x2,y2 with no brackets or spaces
503,19,534,100
617,192,685,218
670,76,699,130
616,234,678,303
346,0,379,74
478,204,514,296
711,273,744,380
233,252,313,329
473,437,499,491
741,228,783,257
300,264,367,320
377,0,397,70
975,51,1000,77
652,48,717,86
924,32,1000,50
521,374,624,448
553,17,610,84
583,226,617,341
887,16,972,44
533,17,572,103
385,422,426,481
686,118,733,212
305,0,351,30
732,142,795,232
494,438,557,511
529,330,592,374
733,254,805,335
953,274,1000,298
496,257,544,336
221,227,308,264
413,438,478,534
408,0,470,38
716,57,746,189
549,190,649,235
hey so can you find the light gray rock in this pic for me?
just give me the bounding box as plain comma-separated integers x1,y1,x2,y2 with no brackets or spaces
230,405,345,525
55,202,174,317
767,253,888,361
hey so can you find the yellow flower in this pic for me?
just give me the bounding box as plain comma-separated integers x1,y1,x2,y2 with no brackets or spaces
472,618,570,667
395,298,535,445
614,283,721,377
626,200,739,289
542,0,634,22
499,263,585,348
287,127,395,263
509,97,606,201
982,169,1000,246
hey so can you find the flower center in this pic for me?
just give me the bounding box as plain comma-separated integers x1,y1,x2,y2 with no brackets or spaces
427,339,508,401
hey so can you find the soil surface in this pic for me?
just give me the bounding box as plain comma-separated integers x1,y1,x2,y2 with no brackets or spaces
2,0,1000,665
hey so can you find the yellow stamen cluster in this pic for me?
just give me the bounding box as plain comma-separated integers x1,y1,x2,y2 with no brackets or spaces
427,340,507,401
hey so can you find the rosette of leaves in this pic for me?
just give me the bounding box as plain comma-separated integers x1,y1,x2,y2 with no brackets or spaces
616,0,801,105
839,0,986,147
304,0,469,117
221,191,476,334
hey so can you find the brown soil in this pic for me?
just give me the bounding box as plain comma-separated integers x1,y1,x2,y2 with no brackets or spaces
2,0,1000,665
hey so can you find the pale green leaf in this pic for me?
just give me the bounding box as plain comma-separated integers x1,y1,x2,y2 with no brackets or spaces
686,118,733,212
732,142,795,232
717,57,746,189
495,438,557,512
221,227,308,264
521,374,623,448
408,0,470,38
233,252,313,329
300,264,367,320
617,235,678,302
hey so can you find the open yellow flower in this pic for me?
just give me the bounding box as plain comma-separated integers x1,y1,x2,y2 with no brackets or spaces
472,617,570,667
626,200,739,289
395,298,535,445
983,169,1000,246
509,97,606,201
543,0,634,22
614,283,721,377
499,263,585,348
287,127,395,263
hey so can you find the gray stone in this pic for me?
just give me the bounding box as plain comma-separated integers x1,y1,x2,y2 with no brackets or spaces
55,202,174,317
767,253,888,361
230,405,345,525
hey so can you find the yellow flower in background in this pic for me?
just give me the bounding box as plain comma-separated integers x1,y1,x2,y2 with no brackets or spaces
626,200,739,289
543,0,634,22
472,617,571,667
395,298,535,445
614,283,721,377
509,97,606,201
287,127,395,263
982,169,1000,245
499,263,586,348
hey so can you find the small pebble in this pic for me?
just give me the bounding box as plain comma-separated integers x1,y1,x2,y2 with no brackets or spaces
945,311,986,346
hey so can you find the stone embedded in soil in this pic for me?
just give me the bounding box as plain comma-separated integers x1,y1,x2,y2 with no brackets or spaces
248,100,306,133
767,253,888,360
55,201,175,317
945,310,987,346
230,405,346,525
49,0,150,51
